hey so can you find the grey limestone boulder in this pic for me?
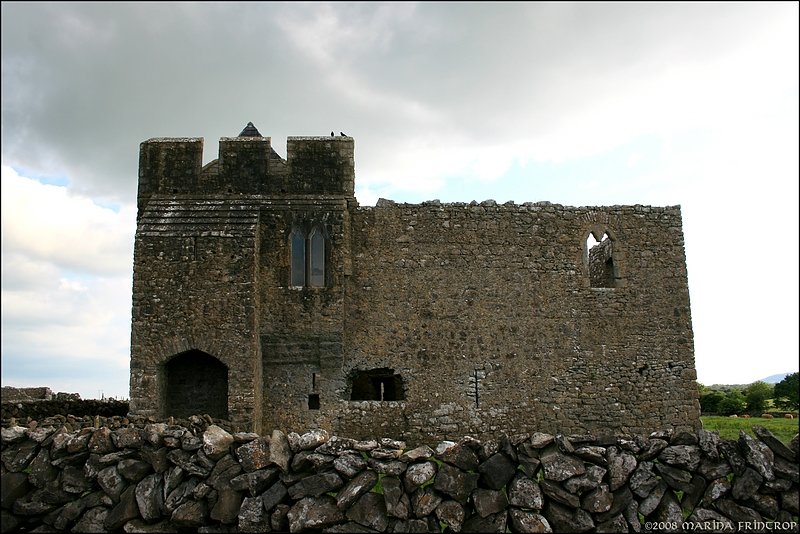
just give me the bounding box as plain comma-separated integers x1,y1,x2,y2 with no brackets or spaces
202,425,234,461
260,480,287,514
135,472,165,521
336,469,378,510
382,476,411,519
269,429,292,472
234,438,270,472
287,471,344,499
658,445,701,471
170,499,208,528
435,500,465,531
289,429,329,452
581,484,613,513
507,473,544,510
333,453,367,478
237,496,269,533
606,446,637,491
404,460,436,491
411,486,442,517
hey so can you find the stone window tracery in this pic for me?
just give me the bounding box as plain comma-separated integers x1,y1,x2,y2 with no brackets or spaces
290,224,327,288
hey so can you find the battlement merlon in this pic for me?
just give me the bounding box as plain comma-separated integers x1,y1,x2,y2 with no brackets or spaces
137,137,204,214
286,136,355,197
137,135,355,214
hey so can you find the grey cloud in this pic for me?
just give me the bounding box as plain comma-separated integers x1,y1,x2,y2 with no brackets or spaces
1,2,789,204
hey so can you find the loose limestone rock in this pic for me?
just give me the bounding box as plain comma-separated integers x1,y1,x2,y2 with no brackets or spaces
507,474,544,510
202,425,234,461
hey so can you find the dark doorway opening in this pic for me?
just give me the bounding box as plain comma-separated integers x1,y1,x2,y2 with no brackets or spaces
164,350,228,419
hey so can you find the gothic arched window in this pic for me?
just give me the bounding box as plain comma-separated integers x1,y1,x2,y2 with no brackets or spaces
309,227,325,287
290,224,326,288
290,228,307,287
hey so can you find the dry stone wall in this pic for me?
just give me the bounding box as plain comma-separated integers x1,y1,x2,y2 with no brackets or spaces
2,418,797,533
1,400,128,422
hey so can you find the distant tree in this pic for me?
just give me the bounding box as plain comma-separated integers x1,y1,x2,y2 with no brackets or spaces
774,372,799,411
700,390,725,415
744,381,773,414
717,390,747,416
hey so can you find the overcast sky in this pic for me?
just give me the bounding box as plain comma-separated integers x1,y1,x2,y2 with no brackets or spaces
2,2,798,400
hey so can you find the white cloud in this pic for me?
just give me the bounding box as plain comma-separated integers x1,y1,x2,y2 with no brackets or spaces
1,166,136,276
1,166,134,398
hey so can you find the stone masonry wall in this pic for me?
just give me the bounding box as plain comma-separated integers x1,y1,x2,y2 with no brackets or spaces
2,418,797,533
131,131,700,446
329,200,698,442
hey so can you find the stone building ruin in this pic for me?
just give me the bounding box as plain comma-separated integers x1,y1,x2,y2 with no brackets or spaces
129,123,701,442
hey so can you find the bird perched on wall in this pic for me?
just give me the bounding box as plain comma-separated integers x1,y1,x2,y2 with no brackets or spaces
340,132,347,136
331,131,334,136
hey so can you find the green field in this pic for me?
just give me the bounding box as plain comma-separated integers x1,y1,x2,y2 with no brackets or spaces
701,415,799,446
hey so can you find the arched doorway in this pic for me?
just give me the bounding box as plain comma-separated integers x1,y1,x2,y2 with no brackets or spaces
164,350,228,419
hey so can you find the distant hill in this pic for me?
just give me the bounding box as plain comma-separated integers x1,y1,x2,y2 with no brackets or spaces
704,372,795,391
761,372,794,384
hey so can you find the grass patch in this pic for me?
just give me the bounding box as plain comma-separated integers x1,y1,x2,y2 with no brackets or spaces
701,415,798,445
370,473,385,494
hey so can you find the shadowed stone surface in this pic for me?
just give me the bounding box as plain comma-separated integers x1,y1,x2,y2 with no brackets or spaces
287,471,343,499
346,492,389,531
478,452,517,489
472,488,507,518
435,500,465,532
462,511,508,533
433,463,479,504
237,496,269,532
287,495,344,532
382,476,411,519
135,473,164,521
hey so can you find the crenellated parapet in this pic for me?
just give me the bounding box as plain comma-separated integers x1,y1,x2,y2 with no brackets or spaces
137,129,354,217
